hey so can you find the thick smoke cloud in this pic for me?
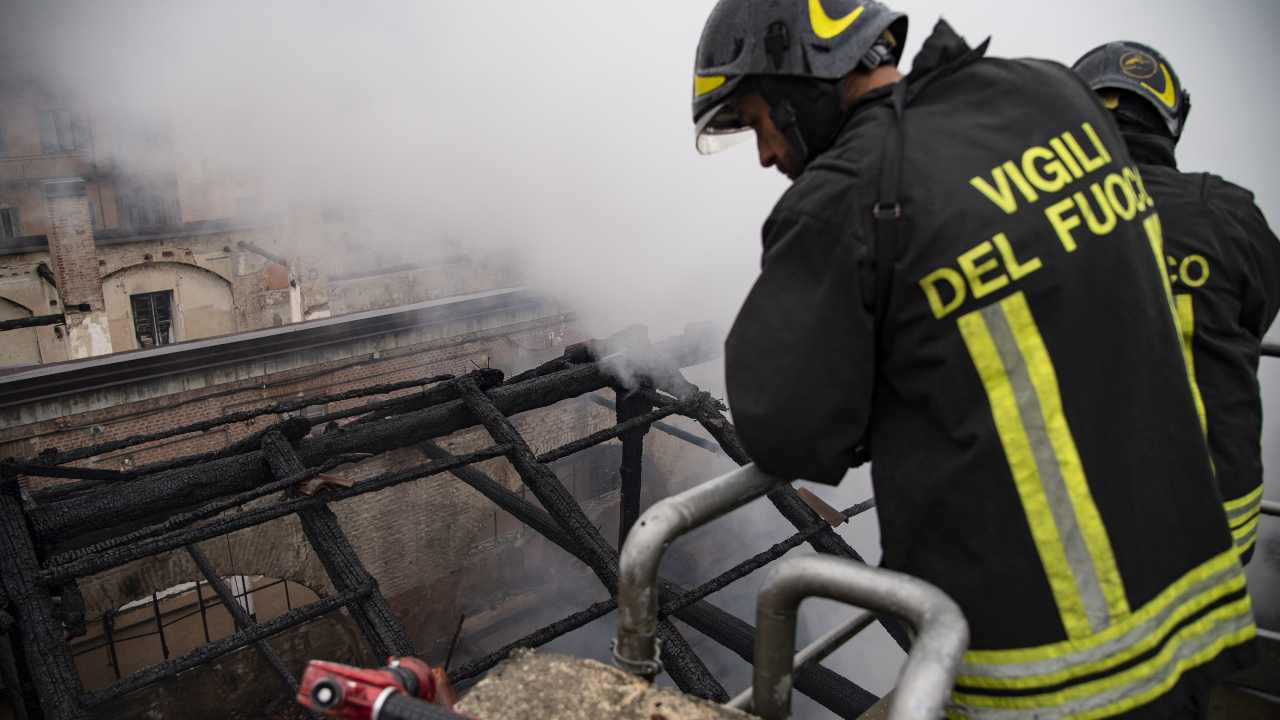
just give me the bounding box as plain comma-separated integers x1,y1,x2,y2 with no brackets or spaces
5,1,1278,716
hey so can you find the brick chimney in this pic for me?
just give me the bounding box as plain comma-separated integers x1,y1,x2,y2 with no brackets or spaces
44,178,112,359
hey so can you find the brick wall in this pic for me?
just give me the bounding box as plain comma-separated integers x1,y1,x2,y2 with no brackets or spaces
44,179,104,312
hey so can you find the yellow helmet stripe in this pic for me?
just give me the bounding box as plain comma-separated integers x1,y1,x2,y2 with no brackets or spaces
1141,63,1179,110
809,0,865,40
694,75,728,97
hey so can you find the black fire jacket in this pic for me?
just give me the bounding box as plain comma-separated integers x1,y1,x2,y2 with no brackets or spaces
1123,131,1280,565
726,20,1255,719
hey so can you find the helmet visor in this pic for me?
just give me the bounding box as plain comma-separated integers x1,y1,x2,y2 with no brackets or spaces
694,100,751,155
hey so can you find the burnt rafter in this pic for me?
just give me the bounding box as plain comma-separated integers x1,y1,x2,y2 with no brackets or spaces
3,326,898,718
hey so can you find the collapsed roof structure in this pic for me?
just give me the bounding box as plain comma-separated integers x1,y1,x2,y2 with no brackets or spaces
0,326,916,720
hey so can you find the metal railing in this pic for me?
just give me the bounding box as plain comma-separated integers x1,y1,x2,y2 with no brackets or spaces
741,556,968,720
613,464,786,678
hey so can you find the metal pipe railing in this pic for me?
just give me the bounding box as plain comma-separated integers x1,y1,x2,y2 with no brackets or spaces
726,609,875,710
614,463,786,678
1262,500,1279,518
751,555,969,720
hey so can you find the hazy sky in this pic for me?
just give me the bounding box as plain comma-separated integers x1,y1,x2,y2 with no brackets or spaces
5,2,1279,715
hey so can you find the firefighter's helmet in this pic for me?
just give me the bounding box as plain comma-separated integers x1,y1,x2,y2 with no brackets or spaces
1072,41,1190,139
693,0,907,155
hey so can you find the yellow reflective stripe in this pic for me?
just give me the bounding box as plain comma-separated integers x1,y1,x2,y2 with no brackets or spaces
963,547,1242,666
1175,294,1208,435
1145,215,1209,440
1232,514,1260,543
1002,294,1129,624
1224,484,1264,514
958,302,1092,639
693,75,727,97
951,596,1254,713
955,571,1245,689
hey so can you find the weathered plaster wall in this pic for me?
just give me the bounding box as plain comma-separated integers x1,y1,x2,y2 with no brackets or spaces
102,262,235,350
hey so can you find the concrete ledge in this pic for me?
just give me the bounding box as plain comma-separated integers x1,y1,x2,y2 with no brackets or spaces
455,649,754,720
0,287,561,427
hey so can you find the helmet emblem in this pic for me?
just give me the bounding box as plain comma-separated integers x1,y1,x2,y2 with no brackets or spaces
808,0,865,40
1141,63,1179,110
1119,51,1158,80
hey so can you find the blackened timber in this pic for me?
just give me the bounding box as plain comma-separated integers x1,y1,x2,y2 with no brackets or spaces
0,470,87,720
49,452,377,567
31,418,313,506
455,378,727,702
44,373,460,466
686,396,912,652
449,600,616,683
419,443,875,717
185,545,304,699
81,582,373,707
588,394,722,454
0,314,64,332
535,401,685,465
41,446,510,585
660,498,877,617
2,462,129,482
0,627,30,720
32,364,612,542
616,390,651,548
261,432,415,658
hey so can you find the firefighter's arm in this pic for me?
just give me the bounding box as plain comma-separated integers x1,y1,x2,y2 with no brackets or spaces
725,209,874,486
1213,184,1280,340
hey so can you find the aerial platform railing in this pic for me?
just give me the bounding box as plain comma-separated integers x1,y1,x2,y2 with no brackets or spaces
615,464,969,720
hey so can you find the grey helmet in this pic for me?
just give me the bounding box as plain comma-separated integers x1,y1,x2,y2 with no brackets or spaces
1072,41,1190,139
693,0,907,155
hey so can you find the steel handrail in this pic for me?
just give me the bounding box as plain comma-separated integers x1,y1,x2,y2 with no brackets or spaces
613,463,786,678
751,555,969,720
1262,500,1279,518
726,609,875,710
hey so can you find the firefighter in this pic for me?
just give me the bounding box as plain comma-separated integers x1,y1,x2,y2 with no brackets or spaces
1073,42,1280,565
692,1,1256,716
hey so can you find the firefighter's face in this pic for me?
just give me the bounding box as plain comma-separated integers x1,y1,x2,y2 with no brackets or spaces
735,94,802,180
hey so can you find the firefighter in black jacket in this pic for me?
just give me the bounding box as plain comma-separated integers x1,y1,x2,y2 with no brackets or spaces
692,1,1256,716
1074,42,1280,565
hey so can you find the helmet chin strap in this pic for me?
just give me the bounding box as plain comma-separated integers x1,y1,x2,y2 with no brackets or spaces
769,100,810,170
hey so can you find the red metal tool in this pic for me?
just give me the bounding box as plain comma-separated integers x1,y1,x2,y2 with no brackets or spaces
298,657,459,719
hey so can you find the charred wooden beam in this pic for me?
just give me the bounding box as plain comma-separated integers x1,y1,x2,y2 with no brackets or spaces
455,378,727,702
587,394,722,454
40,446,510,585
261,432,415,658
236,239,290,267
36,263,57,289
535,399,684,466
0,315,65,332
185,544,313,714
449,600,616,683
80,582,373,707
48,452,374,567
683,394,912,652
419,442,876,717
616,390,652,548
3,461,130,482
0,469,87,720
42,373,460,467
32,365,611,543
30,418,312,507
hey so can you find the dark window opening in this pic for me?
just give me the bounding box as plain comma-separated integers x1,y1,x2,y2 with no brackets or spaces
0,207,20,239
39,109,87,154
130,290,175,349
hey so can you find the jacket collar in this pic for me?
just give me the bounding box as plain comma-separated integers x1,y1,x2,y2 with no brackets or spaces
1120,130,1179,169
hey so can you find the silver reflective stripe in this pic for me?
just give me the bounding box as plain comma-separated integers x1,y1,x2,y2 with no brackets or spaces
959,556,1241,680
1234,523,1258,551
1225,491,1262,523
951,608,1254,719
983,305,1111,635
